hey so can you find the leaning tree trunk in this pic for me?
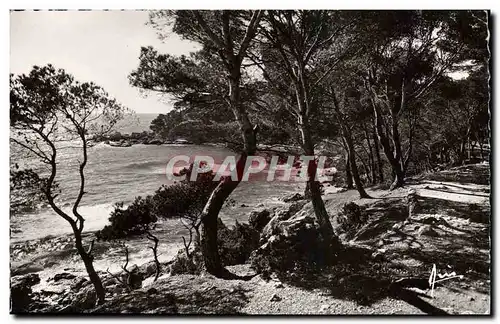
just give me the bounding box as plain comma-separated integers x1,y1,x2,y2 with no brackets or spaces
343,130,371,199
298,114,340,249
194,10,262,278
200,153,255,277
200,175,241,276
44,142,106,305
74,230,105,304
391,164,405,190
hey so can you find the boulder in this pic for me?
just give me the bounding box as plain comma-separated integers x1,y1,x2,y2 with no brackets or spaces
260,201,308,242
248,208,272,232
11,273,41,313
288,200,308,215
418,225,440,237
147,139,163,145
250,211,337,276
281,192,305,203
12,273,40,287
137,261,159,280
71,286,97,310
52,272,77,282
109,140,132,147
70,277,89,291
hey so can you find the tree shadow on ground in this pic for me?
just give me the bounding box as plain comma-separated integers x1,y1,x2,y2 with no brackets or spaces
384,194,490,282
92,275,252,314
275,245,450,315
421,164,490,186
415,195,490,224
436,182,490,193
423,187,489,198
272,189,489,314
349,198,409,241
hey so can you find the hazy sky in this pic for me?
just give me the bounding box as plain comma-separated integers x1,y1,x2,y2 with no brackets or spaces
10,10,200,114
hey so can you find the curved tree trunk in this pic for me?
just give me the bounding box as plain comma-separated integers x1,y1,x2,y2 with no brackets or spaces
44,139,106,305
199,153,249,276
329,86,370,199
391,166,405,190
200,73,257,277
193,10,262,277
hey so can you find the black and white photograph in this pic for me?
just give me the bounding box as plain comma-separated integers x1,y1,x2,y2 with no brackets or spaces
8,9,491,315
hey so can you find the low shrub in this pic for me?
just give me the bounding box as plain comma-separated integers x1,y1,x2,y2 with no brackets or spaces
168,219,260,275
96,163,217,241
96,197,157,240
169,247,204,276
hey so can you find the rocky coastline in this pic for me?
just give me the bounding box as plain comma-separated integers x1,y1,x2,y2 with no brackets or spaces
91,131,195,147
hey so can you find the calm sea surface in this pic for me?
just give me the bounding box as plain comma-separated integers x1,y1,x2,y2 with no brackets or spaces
11,114,303,243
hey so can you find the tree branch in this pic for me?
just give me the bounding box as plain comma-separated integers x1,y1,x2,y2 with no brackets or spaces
237,10,264,63
192,11,225,49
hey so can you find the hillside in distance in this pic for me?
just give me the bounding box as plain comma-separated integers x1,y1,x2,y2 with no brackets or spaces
114,113,158,134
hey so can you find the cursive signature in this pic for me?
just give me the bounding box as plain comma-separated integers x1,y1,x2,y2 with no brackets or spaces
428,264,464,297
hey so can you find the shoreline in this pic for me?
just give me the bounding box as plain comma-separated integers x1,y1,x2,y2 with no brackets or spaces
10,184,306,277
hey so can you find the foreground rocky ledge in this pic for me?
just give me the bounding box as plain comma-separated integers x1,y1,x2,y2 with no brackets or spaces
11,164,491,315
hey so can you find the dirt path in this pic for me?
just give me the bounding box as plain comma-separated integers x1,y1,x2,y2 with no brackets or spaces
238,164,491,315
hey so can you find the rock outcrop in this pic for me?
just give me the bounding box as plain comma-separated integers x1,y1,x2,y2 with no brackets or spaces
250,200,337,277
11,273,41,313
248,208,272,232
281,192,305,203
260,201,308,242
